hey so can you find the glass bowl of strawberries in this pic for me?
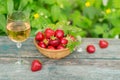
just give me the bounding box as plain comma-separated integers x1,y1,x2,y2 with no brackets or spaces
33,28,81,59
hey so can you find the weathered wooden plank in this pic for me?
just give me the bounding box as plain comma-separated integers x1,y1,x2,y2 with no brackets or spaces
0,36,120,59
0,58,120,80
0,36,120,80
1,57,120,70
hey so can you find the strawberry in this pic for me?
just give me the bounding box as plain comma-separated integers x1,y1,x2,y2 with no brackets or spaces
99,40,108,48
35,32,44,41
49,39,60,47
55,29,64,39
38,41,46,48
68,35,76,41
44,28,55,39
48,46,55,50
57,45,64,49
60,38,68,45
86,45,96,54
31,59,42,72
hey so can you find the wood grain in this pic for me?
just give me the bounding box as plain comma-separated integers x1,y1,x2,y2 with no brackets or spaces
1,37,120,59
0,36,120,80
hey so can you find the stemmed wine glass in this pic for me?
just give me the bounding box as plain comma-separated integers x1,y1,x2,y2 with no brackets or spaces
6,11,31,65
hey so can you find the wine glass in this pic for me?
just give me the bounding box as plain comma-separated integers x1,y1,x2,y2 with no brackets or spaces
6,11,31,65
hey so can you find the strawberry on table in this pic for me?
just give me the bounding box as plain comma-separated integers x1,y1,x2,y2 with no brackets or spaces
86,44,96,54
99,40,109,48
31,59,42,72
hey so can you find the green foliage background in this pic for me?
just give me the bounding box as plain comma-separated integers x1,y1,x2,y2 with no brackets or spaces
0,0,120,38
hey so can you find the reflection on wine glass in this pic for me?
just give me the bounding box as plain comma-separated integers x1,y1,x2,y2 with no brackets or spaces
6,11,31,65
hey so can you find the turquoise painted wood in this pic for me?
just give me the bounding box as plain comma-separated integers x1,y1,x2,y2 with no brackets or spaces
0,36,120,80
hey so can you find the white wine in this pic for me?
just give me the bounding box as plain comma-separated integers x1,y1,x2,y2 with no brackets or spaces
7,22,30,42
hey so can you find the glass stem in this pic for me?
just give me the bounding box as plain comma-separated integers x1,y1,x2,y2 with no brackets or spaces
16,42,22,64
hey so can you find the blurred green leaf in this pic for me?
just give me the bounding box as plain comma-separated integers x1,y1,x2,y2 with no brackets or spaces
83,7,101,20
7,0,14,14
103,32,109,38
37,8,50,17
31,17,51,30
51,5,61,22
59,14,67,21
0,14,6,32
56,0,71,8
43,0,56,5
70,10,92,29
18,0,30,10
110,27,120,37
112,0,120,8
94,0,102,8
23,5,31,18
0,0,7,14
106,11,120,28
70,10,81,26
94,23,109,34
94,25,104,35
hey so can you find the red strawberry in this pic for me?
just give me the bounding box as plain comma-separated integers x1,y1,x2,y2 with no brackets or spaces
99,40,108,48
60,38,68,45
31,59,42,72
86,45,96,54
35,32,44,41
69,35,76,41
49,39,60,47
48,46,55,50
38,41,46,48
55,29,64,39
44,28,55,39
57,45,65,49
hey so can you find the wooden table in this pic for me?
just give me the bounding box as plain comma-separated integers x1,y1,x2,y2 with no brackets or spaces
0,36,120,80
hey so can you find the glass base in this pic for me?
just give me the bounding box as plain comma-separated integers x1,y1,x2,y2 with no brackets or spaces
15,59,29,65
14,59,30,72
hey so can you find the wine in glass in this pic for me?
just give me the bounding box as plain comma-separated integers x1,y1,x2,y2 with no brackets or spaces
6,11,31,65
